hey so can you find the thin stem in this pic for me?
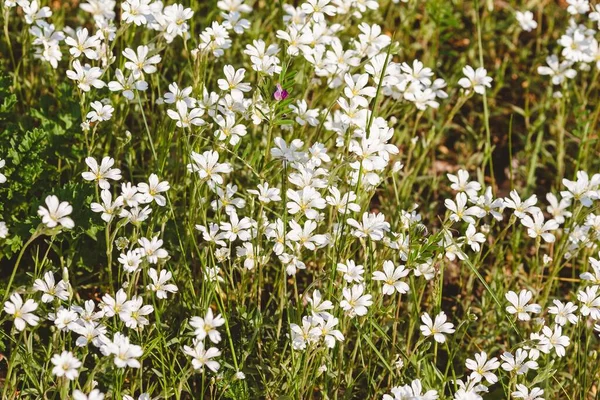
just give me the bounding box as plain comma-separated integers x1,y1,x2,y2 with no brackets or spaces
137,93,158,162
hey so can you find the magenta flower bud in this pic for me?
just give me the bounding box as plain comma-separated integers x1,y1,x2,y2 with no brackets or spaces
273,83,289,101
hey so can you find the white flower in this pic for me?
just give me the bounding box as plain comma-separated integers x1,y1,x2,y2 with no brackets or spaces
121,0,151,25
450,377,487,400
248,182,281,203
591,5,600,28
520,211,559,243
22,0,52,24
86,101,114,122
33,271,69,303
465,351,500,384
187,150,232,188
220,211,254,242
337,260,365,283
51,351,81,380
308,289,334,315
500,348,538,374
271,137,305,163
75,299,104,323
102,333,143,368
313,314,344,348
138,173,170,206
212,183,247,216
503,190,540,219
167,101,206,128
81,156,122,189
464,224,486,252
512,384,544,400
286,187,326,220
4,293,39,331
217,65,251,97
54,308,78,330
548,300,578,326
384,379,438,400
537,55,577,86
91,189,124,222
64,27,100,59
0,222,8,238
70,320,106,347
301,0,336,22
516,11,537,32
287,219,328,250
561,171,600,207
577,285,600,320
66,60,105,92
290,100,319,126
147,268,178,299
189,308,225,343
290,315,320,350
343,73,376,107
80,0,116,21
0,158,6,183
73,389,105,400
120,205,152,224
546,193,571,224
566,0,590,15
538,325,570,357
101,289,129,317
108,69,148,100
279,252,305,275
235,371,246,380
415,259,436,280
325,187,360,214
223,11,251,34
347,212,390,241
476,186,504,221
196,222,228,247
138,236,169,264
581,254,600,284
420,311,455,343
183,340,221,372
214,114,247,145
120,182,145,207
163,83,196,108
447,169,481,199
505,290,541,321
340,284,373,318
458,65,492,95
123,45,161,77
404,87,439,110
38,195,74,229
163,4,194,40
372,261,410,295
122,394,149,400
445,193,485,224
119,296,153,329
197,21,232,58
217,0,252,13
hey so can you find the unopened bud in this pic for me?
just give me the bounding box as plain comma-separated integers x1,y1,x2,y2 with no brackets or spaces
115,237,130,251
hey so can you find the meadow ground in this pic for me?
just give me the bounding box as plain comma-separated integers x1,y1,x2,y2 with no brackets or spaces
0,0,600,399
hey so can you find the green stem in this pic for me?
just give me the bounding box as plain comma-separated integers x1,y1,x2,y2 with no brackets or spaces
137,93,158,162
3,230,40,302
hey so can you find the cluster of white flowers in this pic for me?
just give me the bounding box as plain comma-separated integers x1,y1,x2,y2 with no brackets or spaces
435,167,600,398
1,151,178,395
1,0,600,397
535,0,600,96
183,308,225,372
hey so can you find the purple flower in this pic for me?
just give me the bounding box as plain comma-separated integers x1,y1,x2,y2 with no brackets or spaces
273,83,289,101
